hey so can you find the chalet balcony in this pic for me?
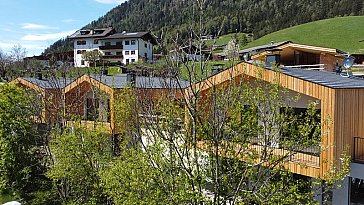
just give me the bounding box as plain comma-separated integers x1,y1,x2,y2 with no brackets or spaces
103,54,123,60
354,137,364,163
250,137,320,167
283,64,325,71
99,45,123,50
66,120,112,133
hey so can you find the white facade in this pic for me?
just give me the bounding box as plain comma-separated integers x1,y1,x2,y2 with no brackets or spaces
72,34,154,67
74,38,100,67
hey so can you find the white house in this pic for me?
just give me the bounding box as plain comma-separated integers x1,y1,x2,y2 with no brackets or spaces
68,27,157,67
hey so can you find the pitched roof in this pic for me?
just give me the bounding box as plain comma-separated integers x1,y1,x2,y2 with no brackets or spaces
21,77,74,89
279,66,364,89
98,32,158,45
68,27,115,39
240,41,291,54
89,74,189,89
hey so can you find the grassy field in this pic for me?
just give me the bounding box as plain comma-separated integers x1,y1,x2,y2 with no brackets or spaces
244,16,364,54
204,33,251,48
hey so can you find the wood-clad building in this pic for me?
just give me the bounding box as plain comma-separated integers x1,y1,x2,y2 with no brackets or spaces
63,73,188,134
249,42,345,72
11,76,74,124
195,61,364,180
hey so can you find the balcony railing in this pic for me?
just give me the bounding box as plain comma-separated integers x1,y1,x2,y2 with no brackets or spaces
354,137,364,163
103,54,123,60
99,45,123,50
250,137,320,167
283,64,325,70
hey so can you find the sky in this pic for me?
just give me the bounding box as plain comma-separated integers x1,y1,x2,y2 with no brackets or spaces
0,0,127,56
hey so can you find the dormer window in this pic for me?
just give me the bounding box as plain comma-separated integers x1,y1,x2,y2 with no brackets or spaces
131,40,136,45
125,40,130,45
80,30,90,35
94,30,104,35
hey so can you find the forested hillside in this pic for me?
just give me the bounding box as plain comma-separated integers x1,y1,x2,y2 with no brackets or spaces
44,0,364,54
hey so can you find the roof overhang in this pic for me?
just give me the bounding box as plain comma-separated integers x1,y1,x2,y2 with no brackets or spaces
64,74,114,95
10,77,45,93
251,43,345,60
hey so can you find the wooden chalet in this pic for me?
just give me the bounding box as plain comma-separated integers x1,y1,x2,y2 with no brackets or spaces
247,42,345,72
11,75,74,124
63,73,188,134
193,61,364,180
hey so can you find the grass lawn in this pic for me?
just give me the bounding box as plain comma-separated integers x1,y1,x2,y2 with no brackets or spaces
204,33,251,48
244,16,364,54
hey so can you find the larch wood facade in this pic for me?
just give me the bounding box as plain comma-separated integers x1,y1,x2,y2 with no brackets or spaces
195,62,364,178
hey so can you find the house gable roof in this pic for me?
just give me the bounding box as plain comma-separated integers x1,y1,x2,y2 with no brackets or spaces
68,27,115,39
98,32,158,45
88,74,189,89
251,42,346,60
196,61,364,93
12,77,74,90
280,67,364,89
240,41,291,54
64,74,189,95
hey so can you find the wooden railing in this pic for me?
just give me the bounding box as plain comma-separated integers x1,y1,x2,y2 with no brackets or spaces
250,137,320,167
283,64,325,70
66,120,112,132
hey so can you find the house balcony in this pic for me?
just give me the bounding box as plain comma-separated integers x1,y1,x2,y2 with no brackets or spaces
66,120,112,133
354,137,364,163
103,54,123,60
283,64,325,71
99,45,123,50
250,137,320,167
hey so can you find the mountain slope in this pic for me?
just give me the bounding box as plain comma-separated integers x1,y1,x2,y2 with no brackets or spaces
245,16,364,54
44,0,364,54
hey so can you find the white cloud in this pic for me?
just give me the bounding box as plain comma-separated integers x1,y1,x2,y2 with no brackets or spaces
21,29,77,41
0,42,15,49
94,0,127,4
21,23,58,30
0,41,45,51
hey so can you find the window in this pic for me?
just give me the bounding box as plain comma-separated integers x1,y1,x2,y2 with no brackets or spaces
144,43,147,48
116,41,123,46
81,60,85,65
77,50,86,54
93,39,98,44
125,40,130,45
131,40,136,45
105,42,111,46
125,51,130,55
76,40,86,45
116,52,123,56
131,50,135,55
126,59,130,64
105,52,111,55
131,59,135,63
85,98,99,121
